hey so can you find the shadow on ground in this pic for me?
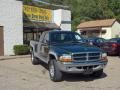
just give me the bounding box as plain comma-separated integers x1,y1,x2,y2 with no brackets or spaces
63,72,107,82
38,61,107,82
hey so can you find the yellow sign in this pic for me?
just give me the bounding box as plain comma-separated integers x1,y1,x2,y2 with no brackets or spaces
23,5,52,22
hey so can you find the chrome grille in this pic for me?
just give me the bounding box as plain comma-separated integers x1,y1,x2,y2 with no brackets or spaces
72,52,101,62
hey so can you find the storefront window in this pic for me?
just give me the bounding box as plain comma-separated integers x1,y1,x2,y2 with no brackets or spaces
23,33,34,44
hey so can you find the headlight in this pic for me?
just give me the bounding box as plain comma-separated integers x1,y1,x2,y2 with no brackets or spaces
102,53,107,57
101,53,108,61
59,54,73,62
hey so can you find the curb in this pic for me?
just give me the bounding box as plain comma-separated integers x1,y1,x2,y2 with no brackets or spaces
0,55,30,61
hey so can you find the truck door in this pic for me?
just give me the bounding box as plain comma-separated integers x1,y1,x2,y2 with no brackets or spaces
39,33,49,59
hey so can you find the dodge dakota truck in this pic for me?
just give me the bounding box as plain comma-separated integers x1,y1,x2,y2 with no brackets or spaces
30,30,108,82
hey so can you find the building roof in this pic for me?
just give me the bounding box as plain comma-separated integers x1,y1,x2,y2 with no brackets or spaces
77,19,116,29
23,21,60,32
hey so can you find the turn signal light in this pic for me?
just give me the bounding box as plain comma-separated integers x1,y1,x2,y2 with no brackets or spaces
59,55,73,62
59,58,73,62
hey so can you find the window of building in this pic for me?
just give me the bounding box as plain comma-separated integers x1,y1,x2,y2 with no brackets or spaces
23,32,34,44
94,30,100,33
81,31,86,35
101,30,106,34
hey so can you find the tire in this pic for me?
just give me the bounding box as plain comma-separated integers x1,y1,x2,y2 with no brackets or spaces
49,60,62,82
119,51,120,58
31,51,39,65
92,69,103,77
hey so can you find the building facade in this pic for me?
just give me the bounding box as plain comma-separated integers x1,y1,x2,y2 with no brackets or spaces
0,0,71,56
77,19,120,39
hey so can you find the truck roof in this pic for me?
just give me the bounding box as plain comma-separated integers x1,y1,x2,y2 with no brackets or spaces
45,30,73,33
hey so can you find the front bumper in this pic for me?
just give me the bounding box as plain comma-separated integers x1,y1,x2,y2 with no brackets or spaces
56,60,107,74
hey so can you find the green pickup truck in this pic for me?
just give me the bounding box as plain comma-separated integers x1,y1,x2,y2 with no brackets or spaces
30,30,108,82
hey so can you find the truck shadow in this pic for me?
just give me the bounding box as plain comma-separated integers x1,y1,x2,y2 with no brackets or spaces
38,61,107,82
38,61,49,69
63,72,107,82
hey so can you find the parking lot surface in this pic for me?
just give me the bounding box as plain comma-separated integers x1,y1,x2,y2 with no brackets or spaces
0,56,120,90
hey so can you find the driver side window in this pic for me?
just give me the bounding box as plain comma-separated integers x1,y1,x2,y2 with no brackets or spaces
43,33,49,43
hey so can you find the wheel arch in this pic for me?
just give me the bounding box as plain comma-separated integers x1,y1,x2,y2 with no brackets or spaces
49,52,58,62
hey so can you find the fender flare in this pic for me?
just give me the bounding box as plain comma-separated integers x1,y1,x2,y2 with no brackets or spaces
49,51,59,61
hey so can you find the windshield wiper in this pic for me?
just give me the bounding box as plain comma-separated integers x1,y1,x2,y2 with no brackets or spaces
62,41,81,43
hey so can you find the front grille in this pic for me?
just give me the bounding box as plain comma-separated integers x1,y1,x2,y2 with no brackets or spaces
76,65,99,69
72,52,101,62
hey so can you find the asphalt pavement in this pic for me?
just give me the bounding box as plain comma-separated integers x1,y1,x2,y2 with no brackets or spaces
0,56,120,90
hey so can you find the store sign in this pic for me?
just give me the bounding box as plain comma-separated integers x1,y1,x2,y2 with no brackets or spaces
23,5,52,22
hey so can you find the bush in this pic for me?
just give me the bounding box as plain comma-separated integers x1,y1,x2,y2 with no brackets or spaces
13,45,30,55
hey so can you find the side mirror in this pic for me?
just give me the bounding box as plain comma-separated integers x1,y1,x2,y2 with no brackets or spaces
45,40,49,44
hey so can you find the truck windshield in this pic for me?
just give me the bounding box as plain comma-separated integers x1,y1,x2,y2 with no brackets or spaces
51,32,82,43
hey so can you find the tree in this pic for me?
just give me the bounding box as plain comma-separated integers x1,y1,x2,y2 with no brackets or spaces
24,0,120,31
24,0,33,4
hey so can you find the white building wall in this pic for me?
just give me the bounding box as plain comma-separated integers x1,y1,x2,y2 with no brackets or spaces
76,29,81,34
61,9,71,31
111,21,120,38
53,9,71,31
101,27,112,39
0,1,71,55
77,28,112,39
53,9,62,26
0,0,23,55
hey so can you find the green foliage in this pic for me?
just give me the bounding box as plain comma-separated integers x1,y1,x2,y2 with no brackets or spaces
23,0,32,3
13,45,30,55
24,0,120,31
70,0,120,31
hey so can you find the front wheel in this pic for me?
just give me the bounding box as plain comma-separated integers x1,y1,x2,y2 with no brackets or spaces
49,60,63,82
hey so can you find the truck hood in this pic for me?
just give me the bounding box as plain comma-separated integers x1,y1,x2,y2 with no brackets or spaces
51,43,102,55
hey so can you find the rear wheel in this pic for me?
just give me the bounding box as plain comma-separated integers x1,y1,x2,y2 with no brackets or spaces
49,60,63,82
92,69,103,77
31,50,39,65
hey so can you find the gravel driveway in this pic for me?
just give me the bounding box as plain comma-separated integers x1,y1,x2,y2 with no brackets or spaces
0,56,120,90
